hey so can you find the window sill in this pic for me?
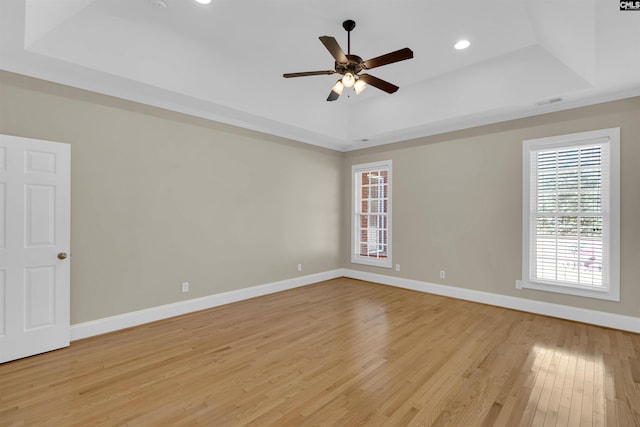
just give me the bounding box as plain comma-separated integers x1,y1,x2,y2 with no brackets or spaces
351,257,392,269
516,279,619,302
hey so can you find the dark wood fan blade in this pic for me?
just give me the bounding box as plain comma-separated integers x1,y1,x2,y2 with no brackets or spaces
319,36,348,64
283,70,336,78
363,47,414,70
359,74,399,94
327,90,340,101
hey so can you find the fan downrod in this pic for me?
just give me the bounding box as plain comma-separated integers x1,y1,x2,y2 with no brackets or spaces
342,20,356,54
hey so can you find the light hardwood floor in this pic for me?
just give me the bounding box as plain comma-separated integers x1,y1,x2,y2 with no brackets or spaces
1,278,639,426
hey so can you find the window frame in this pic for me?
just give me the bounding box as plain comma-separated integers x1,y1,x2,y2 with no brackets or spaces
351,160,392,268
517,128,620,301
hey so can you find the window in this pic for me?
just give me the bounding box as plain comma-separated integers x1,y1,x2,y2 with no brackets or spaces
518,128,620,301
352,160,392,268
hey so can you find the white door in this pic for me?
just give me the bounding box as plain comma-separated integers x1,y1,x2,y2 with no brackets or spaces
0,134,70,363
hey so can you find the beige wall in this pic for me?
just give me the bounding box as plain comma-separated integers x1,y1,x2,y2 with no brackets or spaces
2,70,639,325
0,71,342,324
343,97,640,317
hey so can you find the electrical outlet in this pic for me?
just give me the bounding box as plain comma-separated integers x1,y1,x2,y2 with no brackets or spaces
439,271,445,279
395,264,400,272
297,263,302,272
181,282,189,293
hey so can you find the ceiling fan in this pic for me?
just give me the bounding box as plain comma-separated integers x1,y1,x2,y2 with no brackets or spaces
283,20,414,101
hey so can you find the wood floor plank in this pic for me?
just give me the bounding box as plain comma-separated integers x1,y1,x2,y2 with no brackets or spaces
1,277,639,426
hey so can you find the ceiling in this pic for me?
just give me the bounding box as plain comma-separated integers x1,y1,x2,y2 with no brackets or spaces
2,0,640,151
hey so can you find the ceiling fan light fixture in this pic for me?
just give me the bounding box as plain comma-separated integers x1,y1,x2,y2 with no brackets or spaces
282,19,413,100
342,72,356,88
331,80,345,95
354,79,367,95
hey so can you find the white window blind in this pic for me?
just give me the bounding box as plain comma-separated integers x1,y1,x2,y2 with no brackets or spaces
532,143,607,286
352,161,392,268
519,128,620,301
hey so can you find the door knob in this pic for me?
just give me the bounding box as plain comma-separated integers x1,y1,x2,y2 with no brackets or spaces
57,252,67,260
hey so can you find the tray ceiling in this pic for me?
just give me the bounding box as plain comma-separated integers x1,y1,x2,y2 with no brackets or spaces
2,0,640,151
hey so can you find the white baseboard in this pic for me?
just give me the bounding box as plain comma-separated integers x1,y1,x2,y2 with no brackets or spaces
71,268,639,341
70,269,344,341
342,269,640,333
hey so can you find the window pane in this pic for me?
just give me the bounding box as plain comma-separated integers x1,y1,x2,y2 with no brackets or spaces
537,151,557,170
361,172,370,185
580,169,601,190
557,193,579,212
368,185,377,199
557,237,577,260
537,193,556,212
359,244,368,256
580,193,601,212
557,148,579,168
557,170,578,191
581,146,601,167
536,234,557,259
536,216,556,236
580,216,602,238
538,170,557,192
557,216,578,236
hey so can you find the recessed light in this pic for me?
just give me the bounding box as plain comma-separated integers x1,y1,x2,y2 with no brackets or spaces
454,39,470,50
195,0,211,4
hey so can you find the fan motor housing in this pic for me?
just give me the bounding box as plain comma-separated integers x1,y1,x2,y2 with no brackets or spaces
335,55,364,75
